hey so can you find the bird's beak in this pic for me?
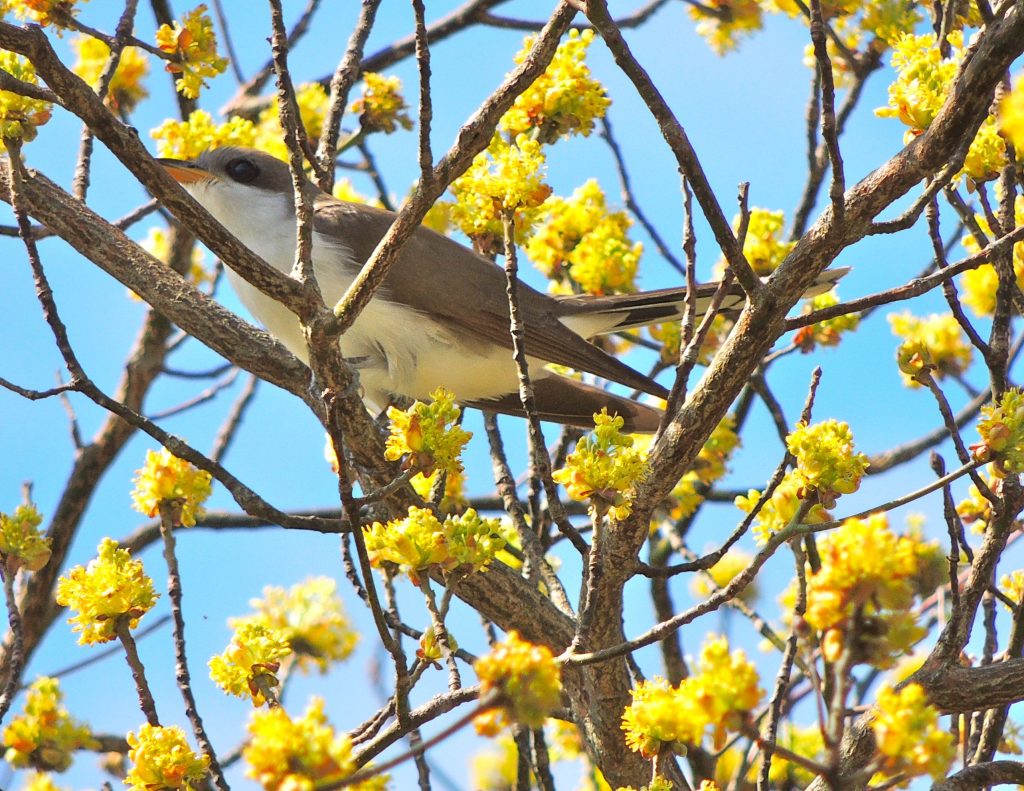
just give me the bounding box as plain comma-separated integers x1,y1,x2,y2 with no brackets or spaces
157,158,216,185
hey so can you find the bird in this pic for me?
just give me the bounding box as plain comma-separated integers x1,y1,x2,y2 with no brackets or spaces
158,147,845,431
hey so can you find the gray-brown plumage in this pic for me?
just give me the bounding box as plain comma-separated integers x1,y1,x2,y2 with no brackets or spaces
159,148,846,431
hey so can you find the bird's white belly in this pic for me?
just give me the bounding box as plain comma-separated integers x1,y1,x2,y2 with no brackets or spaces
221,231,525,410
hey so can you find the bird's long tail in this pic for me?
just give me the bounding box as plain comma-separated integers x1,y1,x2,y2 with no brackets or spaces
557,267,849,336
463,375,663,432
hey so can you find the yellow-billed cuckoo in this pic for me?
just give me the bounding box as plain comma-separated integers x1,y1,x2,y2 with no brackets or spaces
158,147,845,431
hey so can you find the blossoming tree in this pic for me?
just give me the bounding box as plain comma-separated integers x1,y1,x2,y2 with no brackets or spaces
1,1,1024,789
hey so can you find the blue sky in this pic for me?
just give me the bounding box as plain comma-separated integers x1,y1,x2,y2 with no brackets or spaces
1,1,1020,789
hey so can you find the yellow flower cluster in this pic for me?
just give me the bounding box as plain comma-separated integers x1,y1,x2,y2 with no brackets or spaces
794,291,859,351
960,195,1024,317
7,0,88,29
410,466,469,515
500,29,610,142
126,724,209,791
131,447,212,527
151,109,257,160
649,314,731,367
615,778,677,791
876,32,1006,182
209,621,291,706
1000,77,1024,153
526,179,641,296
256,82,331,161
244,698,359,790
666,415,740,520
1001,569,1024,605
553,409,647,520
19,773,68,791
690,0,764,55
349,72,413,135
757,723,825,787
364,506,505,581
449,133,552,245
690,549,757,604
622,636,762,757
384,387,472,477
229,577,358,674
417,625,459,666
870,684,955,782
474,631,562,733
890,312,973,387
71,35,149,114
955,473,996,533
734,208,794,276
0,52,52,148
0,501,51,573
786,419,869,508
155,4,228,99
735,470,832,544
974,388,1024,475
2,677,97,772
132,226,213,301
55,538,158,645
805,514,932,667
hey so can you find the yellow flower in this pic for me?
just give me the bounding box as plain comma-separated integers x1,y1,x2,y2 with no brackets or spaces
155,4,228,99
786,419,869,507
71,35,149,114
244,698,357,790
974,388,1024,475
126,724,209,791
55,537,158,645
410,466,469,515
735,470,831,544
649,314,732,367
384,387,472,477
805,513,929,668
364,506,506,581
733,207,794,276
150,109,257,160
794,290,859,351
256,82,332,161
526,180,641,296
553,409,647,519
2,677,98,772
500,29,609,142
690,0,763,55
0,501,51,573
690,549,757,603
229,577,358,673
474,631,562,732
349,72,413,135
472,733,521,790
449,133,552,246
999,76,1024,153
131,447,212,527
890,312,972,388
416,624,459,666
130,227,213,301
1001,569,1024,607
960,195,1024,317
209,621,291,706
0,52,52,148
664,415,740,520
622,636,762,756
870,684,955,782
19,773,69,791
876,32,1005,182
7,0,88,29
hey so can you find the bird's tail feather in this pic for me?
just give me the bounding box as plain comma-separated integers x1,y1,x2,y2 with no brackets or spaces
463,375,663,433
557,267,850,336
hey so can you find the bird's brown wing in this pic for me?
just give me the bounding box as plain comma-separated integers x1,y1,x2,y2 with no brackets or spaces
313,197,669,398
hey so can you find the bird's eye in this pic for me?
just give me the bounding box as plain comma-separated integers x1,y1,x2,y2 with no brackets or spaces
225,158,259,183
